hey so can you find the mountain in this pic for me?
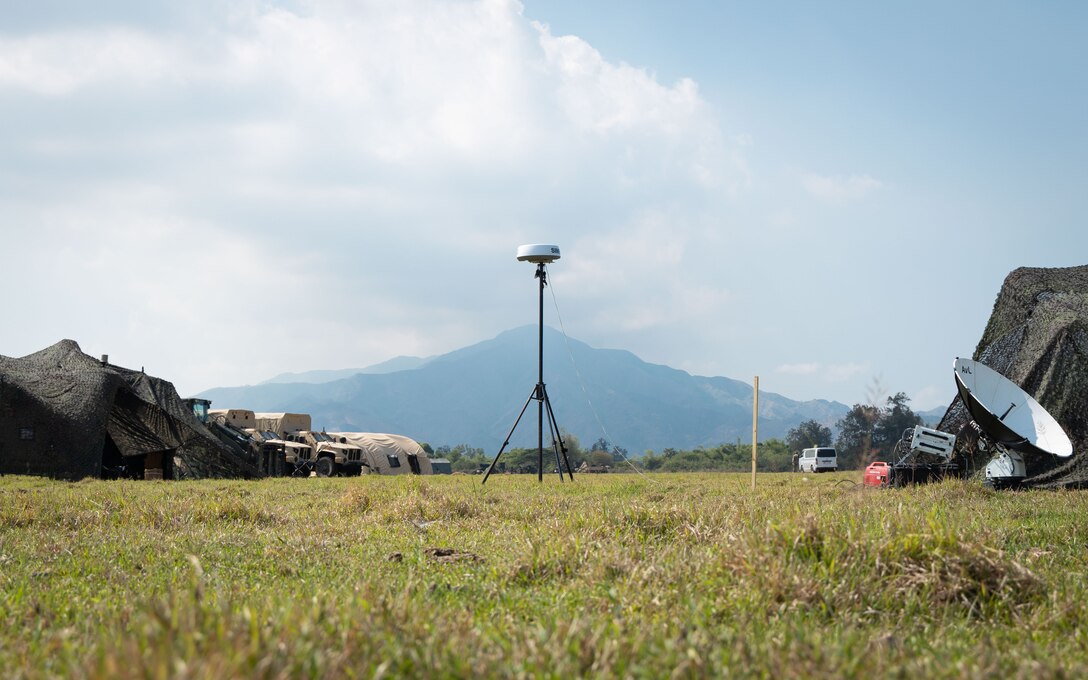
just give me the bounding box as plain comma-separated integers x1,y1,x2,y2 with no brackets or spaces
199,326,849,454
917,406,947,427
260,355,432,384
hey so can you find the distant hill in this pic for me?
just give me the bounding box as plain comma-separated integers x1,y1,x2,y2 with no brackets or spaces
260,355,432,384
199,326,849,454
917,406,947,427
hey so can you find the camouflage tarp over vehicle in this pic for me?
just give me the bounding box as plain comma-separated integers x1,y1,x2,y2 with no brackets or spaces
0,340,258,480
938,265,1088,487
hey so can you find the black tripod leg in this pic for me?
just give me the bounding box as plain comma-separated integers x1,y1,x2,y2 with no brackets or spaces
542,385,575,481
542,395,564,482
482,388,537,484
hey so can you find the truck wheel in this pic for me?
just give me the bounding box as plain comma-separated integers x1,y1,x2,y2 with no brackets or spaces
315,457,335,478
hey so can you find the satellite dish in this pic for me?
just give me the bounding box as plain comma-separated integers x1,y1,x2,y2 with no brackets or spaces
516,244,561,264
953,357,1073,458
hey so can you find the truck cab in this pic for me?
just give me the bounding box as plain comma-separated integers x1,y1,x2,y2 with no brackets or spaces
799,447,838,473
248,429,314,476
285,431,366,477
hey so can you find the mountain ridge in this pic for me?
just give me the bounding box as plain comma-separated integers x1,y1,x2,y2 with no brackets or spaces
199,326,849,453
260,355,432,384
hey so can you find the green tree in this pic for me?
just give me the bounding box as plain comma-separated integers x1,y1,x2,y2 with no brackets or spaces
756,439,793,472
561,432,585,468
786,420,833,452
502,447,542,473
586,451,613,468
640,451,663,471
661,450,721,472
444,444,487,473
433,444,453,461
835,404,881,470
489,430,585,474
873,392,923,457
710,443,750,470
835,392,924,469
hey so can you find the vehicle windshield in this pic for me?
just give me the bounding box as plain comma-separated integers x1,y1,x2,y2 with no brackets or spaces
261,431,280,440
312,433,332,442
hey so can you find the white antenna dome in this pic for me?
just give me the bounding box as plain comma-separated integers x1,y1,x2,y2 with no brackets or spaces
516,244,561,263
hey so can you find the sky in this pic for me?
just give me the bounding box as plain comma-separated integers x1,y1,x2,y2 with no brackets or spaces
2,0,1085,411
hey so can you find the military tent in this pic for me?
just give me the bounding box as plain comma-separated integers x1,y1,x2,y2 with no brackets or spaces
0,340,258,480
328,432,433,475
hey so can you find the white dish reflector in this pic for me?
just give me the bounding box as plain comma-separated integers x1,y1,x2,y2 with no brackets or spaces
953,357,1073,458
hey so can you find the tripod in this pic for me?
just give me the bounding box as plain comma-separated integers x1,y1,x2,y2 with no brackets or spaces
482,262,575,483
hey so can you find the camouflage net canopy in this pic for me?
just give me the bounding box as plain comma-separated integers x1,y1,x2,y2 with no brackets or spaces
0,340,258,480
939,265,1088,488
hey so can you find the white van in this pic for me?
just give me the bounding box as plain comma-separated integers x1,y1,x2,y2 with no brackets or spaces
799,447,837,473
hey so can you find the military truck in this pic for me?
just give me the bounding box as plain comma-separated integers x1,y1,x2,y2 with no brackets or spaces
254,412,367,477
246,428,314,476
206,409,288,476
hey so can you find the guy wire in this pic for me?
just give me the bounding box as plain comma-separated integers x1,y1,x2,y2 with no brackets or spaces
545,266,653,480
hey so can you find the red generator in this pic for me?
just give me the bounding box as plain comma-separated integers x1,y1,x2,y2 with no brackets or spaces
863,461,890,487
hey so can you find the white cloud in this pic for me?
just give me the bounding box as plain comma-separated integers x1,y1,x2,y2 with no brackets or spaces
911,385,949,411
824,362,870,382
0,28,182,96
536,25,701,137
0,0,737,199
775,361,869,383
776,362,821,376
552,212,732,333
802,173,882,203
0,0,746,394
534,20,746,191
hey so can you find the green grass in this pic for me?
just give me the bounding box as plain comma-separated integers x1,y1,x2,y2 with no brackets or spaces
2,472,1087,678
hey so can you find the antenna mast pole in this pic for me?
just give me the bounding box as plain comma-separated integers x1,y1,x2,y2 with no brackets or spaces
483,246,575,484
536,262,546,481
751,375,759,490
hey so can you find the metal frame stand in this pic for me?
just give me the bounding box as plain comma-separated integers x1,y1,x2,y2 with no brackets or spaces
482,263,575,484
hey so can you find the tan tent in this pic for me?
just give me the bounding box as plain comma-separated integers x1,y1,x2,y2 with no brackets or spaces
254,413,312,437
328,432,433,475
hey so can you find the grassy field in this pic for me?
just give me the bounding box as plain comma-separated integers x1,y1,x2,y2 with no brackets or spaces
2,471,1087,678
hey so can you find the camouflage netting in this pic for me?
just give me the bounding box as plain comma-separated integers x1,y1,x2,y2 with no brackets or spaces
0,340,258,480
938,265,1088,488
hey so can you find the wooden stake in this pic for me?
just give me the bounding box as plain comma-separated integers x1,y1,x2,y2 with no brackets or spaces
751,375,759,490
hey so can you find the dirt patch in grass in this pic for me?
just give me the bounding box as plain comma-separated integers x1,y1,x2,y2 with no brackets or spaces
424,547,483,564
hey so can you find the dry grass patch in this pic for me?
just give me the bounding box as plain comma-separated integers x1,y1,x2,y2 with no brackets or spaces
2,473,1086,678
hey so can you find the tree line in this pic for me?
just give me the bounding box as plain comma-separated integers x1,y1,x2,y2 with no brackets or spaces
423,392,928,473
422,435,626,474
